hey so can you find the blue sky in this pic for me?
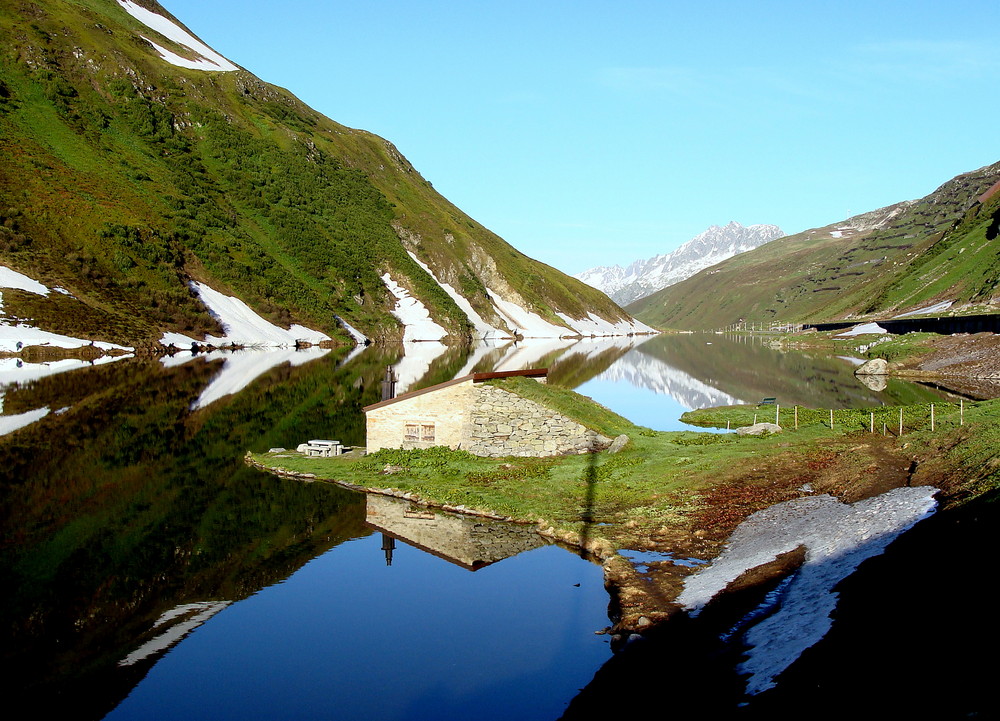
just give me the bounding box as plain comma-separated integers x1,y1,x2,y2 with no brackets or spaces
161,0,999,275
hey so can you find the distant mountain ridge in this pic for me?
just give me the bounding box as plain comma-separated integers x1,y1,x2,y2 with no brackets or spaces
627,160,1000,330
575,221,785,305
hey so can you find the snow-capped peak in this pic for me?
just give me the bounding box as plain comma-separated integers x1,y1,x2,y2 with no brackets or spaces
575,221,784,306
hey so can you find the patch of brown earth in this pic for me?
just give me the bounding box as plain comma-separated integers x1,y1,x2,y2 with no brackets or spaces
606,433,933,632
899,331,1000,378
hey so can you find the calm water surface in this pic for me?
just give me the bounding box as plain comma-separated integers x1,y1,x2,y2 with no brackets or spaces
0,333,972,720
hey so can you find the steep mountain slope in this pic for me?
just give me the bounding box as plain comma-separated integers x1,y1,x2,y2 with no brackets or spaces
0,0,643,347
575,221,784,305
628,161,1000,330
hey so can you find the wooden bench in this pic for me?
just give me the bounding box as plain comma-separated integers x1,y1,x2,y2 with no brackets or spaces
757,397,777,407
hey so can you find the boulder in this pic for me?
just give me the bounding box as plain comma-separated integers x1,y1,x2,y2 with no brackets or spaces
736,422,782,436
855,357,889,376
608,434,630,454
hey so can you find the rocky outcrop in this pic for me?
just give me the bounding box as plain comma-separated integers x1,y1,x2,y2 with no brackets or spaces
854,358,889,375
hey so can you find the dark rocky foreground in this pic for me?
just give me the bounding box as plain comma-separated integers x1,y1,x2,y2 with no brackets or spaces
561,487,1000,719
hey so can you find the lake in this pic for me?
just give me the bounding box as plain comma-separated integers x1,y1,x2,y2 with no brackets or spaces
0,333,980,719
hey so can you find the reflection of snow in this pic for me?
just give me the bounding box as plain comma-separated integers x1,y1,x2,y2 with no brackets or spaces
677,488,937,695
392,342,450,394
162,347,330,409
118,601,232,667
0,355,133,387
595,346,742,409
0,404,49,437
492,338,579,371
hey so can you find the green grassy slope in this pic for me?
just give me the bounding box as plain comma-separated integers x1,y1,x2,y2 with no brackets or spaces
629,162,1000,330
0,0,627,345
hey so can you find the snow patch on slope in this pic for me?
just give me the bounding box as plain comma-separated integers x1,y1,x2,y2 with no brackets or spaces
382,274,448,342
117,0,238,71
2,266,134,353
0,266,50,296
406,252,511,339
486,287,573,339
160,282,330,348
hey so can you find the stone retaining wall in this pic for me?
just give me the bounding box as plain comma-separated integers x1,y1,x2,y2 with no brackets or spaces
465,383,611,457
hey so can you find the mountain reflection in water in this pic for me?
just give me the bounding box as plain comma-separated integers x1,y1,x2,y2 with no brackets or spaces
0,334,972,720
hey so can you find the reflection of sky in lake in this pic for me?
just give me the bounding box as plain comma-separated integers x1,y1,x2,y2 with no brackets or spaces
576,376,691,431
575,376,731,433
104,535,610,721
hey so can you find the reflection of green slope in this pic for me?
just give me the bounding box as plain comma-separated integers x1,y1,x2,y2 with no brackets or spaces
637,334,949,408
0,348,398,719
548,344,636,389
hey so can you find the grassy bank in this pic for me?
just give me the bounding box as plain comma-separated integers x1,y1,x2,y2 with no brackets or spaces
249,381,1000,555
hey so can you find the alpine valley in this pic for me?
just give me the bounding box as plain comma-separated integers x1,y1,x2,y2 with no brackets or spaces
627,162,1000,331
0,0,650,352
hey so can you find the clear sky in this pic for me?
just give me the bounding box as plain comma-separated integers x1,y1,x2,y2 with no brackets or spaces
159,0,999,275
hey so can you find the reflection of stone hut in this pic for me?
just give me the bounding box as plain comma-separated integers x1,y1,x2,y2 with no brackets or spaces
365,495,544,570
363,368,612,457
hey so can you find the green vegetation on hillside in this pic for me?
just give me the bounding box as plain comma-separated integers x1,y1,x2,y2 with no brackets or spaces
0,0,626,344
629,166,1000,330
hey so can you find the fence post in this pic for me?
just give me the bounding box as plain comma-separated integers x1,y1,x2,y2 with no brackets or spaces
775,404,780,425
830,408,834,429
960,399,964,426
931,404,935,432
899,407,903,436
794,406,798,430
870,411,874,434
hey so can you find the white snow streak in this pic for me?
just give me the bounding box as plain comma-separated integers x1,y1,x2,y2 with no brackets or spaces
0,265,50,296
677,487,937,695
405,252,511,339
381,274,448,342
117,1,237,71
160,282,330,349
834,322,888,337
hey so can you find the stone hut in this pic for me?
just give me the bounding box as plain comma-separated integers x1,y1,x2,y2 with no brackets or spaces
363,368,612,457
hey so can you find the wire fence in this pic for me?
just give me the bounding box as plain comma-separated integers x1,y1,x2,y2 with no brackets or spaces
766,400,970,436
